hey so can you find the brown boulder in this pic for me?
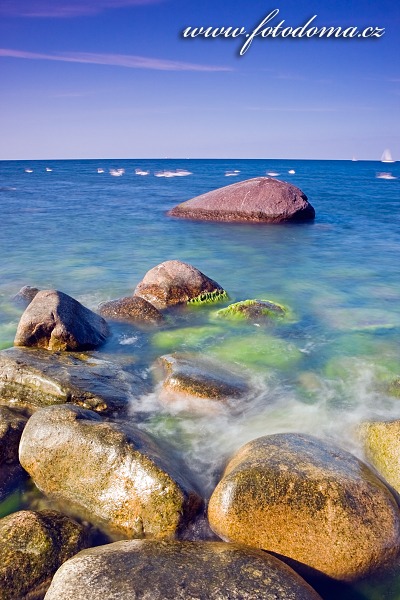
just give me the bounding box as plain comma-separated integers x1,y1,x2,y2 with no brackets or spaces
11,285,40,308
44,540,322,600
155,353,249,414
14,290,109,351
0,510,87,600
208,433,400,582
98,295,164,325
19,404,202,540
134,260,227,309
168,177,315,223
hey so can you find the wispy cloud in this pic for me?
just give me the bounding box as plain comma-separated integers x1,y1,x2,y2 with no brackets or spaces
246,106,375,113
0,48,232,72
0,0,163,18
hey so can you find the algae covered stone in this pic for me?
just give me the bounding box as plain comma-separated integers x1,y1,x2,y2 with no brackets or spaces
14,289,109,351
134,260,227,309
208,432,400,582
155,353,250,414
0,509,87,600
168,177,315,223
216,299,288,323
44,540,322,600
359,419,400,494
152,325,225,353
19,404,202,540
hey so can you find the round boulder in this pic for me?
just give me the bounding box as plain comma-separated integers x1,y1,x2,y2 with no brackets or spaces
44,540,322,600
98,295,164,325
14,290,110,351
168,177,315,223
360,419,400,494
19,404,202,540
216,299,287,322
134,260,227,309
0,509,87,600
208,433,400,582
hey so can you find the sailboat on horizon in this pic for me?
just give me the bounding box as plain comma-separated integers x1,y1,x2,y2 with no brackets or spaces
381,149,395,163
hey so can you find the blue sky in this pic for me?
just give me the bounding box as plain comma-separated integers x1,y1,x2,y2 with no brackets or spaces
0,0,398,159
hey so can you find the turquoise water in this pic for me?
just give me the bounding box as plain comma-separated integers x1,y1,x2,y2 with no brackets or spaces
1,159,400,597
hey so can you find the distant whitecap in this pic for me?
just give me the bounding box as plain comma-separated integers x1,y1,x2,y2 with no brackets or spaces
97,168,105,173
45,167,52,172
288,169,295,174
225,170,240,176
24,168,33,173
135,168,150,176
376,172,397,180
266,171,279,177
110,168,125,177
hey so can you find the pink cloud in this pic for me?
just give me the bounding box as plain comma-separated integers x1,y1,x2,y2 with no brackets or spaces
0,48,232,72
0,0,163,18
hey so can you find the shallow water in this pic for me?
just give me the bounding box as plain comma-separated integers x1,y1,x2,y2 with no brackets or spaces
1,158,400,597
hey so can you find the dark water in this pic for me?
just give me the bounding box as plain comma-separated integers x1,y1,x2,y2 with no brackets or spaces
0,159,400,597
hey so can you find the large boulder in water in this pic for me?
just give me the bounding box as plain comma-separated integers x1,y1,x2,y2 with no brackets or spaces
134,260,227,309
14,290,109,351
0,347,148,415
0,509,87,600
44,540,322,600
359,419,400,494
208,433,400,582
168,177,315,223
19,404,202,540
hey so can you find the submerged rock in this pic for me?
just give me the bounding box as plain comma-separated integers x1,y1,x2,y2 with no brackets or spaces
14,289,110,351
0,406,28,500
98,295,165,325
155,354,250,414
19,404,202,540
216,299,287,322
134,260,227,309
11,285,40,308
0,509,87,600
0,347,148,414
360,419,400,494
168,177,315,223
44,540,322,600
208,433,400,582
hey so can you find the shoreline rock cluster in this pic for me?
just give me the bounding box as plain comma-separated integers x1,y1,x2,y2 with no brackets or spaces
1,258,400,598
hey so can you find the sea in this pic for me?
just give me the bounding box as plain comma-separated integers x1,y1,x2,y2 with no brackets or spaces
0,158,399,598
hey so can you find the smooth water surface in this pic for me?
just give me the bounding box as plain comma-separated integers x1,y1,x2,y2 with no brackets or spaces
0,158,400,598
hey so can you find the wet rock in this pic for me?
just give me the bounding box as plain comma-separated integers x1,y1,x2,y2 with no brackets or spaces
168,177,315,223
134,260,227,309
0,509,87,600
11,285,40,308
98,296,165,326
44,540,322,600
156,353,249,414
0,406,28,501
19,404,202,540
388,378,400,398
14,290,110,351
0,347,148,415
360,419,400,494
208,433,400,582
216,299,287,322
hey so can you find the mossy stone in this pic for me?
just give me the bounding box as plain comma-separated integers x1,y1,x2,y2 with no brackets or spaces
151,325,225,353
215,299,288,323
359,419,400,493
209,332,303,371
0,509,87,600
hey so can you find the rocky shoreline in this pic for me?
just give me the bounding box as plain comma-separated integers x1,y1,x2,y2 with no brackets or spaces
1,259,400,599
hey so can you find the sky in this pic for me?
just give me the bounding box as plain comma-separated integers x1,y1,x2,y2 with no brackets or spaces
0,0,399,160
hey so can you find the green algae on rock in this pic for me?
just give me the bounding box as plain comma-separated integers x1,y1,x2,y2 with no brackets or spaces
152,325,225,352
215,299,288,323
359,419,400,494
44,540,322,600
209,331,303,371
187,288,228,306
19,404,202,541
208,432,400,582
0,509,87,600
